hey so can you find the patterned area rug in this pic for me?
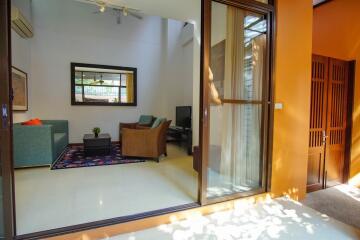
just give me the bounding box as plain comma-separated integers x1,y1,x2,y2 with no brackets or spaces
52,144,145,170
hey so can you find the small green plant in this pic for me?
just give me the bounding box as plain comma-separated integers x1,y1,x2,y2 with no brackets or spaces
93,127,101,137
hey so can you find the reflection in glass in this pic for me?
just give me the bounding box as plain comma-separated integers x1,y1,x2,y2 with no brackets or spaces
208,2,267,198
83,86,119,103
73,65,136,105
208,104,262,198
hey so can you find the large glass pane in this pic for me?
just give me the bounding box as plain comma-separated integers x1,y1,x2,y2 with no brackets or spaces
208,104,262,198
207,1,267,198
210,2,267,101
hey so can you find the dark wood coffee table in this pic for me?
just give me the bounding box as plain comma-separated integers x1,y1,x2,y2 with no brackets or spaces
83,133,111,156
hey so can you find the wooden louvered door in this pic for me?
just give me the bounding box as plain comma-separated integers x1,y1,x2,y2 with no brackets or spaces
324,58,349,188
307,55,350,192
307,55,328,192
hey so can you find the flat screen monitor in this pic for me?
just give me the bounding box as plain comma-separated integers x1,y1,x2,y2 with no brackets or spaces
176,106,192,129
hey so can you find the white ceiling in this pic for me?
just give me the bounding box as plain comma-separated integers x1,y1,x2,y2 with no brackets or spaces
76,0,201,23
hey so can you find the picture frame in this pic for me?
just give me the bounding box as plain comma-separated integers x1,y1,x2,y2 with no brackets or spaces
12,67,28,111
71,62,137,107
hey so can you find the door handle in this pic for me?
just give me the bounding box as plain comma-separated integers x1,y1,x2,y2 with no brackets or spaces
2,104,8,129
322,130,328,145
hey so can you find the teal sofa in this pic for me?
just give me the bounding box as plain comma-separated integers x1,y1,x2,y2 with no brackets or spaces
13,120,69,168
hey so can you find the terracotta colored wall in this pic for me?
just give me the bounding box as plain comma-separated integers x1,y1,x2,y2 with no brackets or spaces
313,0,360,186
271,0,313,200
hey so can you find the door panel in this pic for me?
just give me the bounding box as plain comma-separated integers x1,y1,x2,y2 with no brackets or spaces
307,55,328,192
307,55,350,192
201,0,273,204
325,58,348,187
207,1,267,199
0,0,15,238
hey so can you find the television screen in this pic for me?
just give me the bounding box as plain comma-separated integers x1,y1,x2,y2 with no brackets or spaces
176,106,192,129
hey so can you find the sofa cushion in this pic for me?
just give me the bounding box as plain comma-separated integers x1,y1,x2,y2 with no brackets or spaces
22,118,43,126
139,115,153,125
53,133,68,158
151,117,166,128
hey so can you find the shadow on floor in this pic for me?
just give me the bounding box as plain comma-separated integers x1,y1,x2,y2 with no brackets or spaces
302,184,360,229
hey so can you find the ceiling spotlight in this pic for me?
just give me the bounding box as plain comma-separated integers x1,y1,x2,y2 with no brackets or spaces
99,5,106,12
123,7,128,16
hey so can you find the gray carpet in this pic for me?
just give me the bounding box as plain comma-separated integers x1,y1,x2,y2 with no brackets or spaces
302,184,360,229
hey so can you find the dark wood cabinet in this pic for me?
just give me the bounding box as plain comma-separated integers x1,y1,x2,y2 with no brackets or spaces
83,133,111,156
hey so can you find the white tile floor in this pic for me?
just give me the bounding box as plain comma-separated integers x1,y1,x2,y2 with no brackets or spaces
15,144,198,235
108,197,360,240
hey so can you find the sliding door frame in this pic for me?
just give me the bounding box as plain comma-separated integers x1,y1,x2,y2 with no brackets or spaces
199,0,275,205
2,0,275,238
0,0,16,238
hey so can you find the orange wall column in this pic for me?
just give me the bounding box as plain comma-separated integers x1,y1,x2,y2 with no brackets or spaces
271,0,313,200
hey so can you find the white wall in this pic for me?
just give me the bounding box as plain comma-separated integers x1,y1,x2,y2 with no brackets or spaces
89,1,201,146
12,0,32,123
28,0,193,143
158,20,194,124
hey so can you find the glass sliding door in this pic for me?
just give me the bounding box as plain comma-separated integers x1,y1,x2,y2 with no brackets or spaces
201,0,273,202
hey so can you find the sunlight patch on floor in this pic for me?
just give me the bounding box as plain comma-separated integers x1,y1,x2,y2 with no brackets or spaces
334,184,360,202
108,197,360,240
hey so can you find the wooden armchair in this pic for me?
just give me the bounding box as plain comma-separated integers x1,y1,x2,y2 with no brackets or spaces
119,115,154,139
121,120,171,162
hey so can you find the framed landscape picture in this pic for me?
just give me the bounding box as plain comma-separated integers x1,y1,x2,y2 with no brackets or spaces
12,67,28,111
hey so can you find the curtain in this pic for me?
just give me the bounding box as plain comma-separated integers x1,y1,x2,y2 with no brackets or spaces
219,6,265,190
126,73,134,103
247,34,266,185
220,6,246,187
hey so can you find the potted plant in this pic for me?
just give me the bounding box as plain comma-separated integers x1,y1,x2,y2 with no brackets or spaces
93,127,101,138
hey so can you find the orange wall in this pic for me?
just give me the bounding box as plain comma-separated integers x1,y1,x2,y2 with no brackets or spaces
313,0,360,186
271,0,313,200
